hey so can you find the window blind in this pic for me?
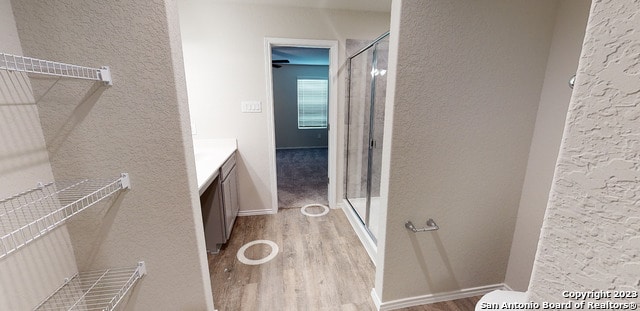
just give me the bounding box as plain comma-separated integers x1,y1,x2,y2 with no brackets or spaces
297,79,328,129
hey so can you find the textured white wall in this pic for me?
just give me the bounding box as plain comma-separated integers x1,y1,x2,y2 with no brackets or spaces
10,0,214,310
504,0,591,291
377,0,558,302
0,1,78,309
529,0,640,301
178,0,390,212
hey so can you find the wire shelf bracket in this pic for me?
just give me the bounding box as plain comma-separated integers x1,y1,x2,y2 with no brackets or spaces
0,52,113,86
0,173,131,260
34,261,146,311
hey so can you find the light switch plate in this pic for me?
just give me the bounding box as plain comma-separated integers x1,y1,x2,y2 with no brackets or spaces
241,101,262,113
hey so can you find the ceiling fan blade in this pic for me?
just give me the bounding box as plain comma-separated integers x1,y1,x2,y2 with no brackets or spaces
272,64,282,68
272,59,290,64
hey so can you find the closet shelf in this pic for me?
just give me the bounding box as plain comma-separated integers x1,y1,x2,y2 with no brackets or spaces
34,261,146,311
0,174,130,260
0,52,112,85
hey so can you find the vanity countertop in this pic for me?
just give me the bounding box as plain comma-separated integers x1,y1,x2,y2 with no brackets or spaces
193,138,237,194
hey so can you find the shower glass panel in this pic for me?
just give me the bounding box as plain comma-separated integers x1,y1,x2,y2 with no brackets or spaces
345,32,389,243
346,42,373,230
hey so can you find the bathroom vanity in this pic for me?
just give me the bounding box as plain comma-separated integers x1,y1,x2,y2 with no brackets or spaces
193,139,239,253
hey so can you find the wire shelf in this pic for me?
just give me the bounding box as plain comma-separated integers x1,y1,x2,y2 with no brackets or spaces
34,261,146,311
0,52,112,85
0,174,130,260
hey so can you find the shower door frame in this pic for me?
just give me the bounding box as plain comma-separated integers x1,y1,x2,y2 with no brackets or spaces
345,31,390,244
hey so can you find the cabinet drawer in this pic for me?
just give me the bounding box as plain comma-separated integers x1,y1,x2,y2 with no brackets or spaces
221,152,236,179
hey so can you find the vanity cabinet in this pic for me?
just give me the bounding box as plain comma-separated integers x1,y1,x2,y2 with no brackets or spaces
200,174,225,250
200,151,239,253
221,152,239,240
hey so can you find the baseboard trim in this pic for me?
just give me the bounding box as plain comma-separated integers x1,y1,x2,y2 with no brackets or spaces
373,283,510,311
238,209,276,216
371,289,382,310
340,200,377,265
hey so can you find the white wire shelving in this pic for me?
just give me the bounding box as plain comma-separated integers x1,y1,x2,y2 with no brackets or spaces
0,174,130,260
0,52,112,85
34,261,146,311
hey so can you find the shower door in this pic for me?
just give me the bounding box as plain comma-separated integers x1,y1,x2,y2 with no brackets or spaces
345,33,389,242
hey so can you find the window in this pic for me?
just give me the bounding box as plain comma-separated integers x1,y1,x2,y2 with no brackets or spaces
297,78,328,129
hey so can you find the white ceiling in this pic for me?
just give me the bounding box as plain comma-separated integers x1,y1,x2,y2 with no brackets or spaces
214,0,392,13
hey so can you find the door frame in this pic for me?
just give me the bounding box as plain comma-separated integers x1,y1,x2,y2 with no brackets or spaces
264,37,339,213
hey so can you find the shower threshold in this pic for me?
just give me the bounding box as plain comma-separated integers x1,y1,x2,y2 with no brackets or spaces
342,197,381,265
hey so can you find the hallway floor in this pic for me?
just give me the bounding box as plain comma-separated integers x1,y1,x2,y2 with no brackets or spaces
208,208,481,311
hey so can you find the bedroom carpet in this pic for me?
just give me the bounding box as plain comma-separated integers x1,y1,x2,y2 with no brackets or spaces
276,148,328,208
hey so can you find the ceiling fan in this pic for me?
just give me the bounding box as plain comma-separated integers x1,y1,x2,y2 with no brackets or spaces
272,59,290,68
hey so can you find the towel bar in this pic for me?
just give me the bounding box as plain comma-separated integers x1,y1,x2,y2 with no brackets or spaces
405,219,439,232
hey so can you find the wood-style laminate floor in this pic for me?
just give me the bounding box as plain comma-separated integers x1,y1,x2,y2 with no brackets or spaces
208,208,480,311
396,296,481,311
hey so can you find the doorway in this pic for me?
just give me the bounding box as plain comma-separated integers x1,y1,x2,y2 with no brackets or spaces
265,39,338,213
272,46,329,208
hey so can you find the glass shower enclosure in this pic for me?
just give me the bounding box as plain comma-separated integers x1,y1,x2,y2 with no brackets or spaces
345,32,389,243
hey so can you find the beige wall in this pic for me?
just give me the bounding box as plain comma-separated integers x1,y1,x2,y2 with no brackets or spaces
504,0,591,291
0,1,78,309
10,0,214,309
0,0,53,198
529,0,640,301
377,0,558,302
178,0,390,212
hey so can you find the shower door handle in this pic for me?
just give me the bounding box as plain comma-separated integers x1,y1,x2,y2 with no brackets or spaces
369,139,377,149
